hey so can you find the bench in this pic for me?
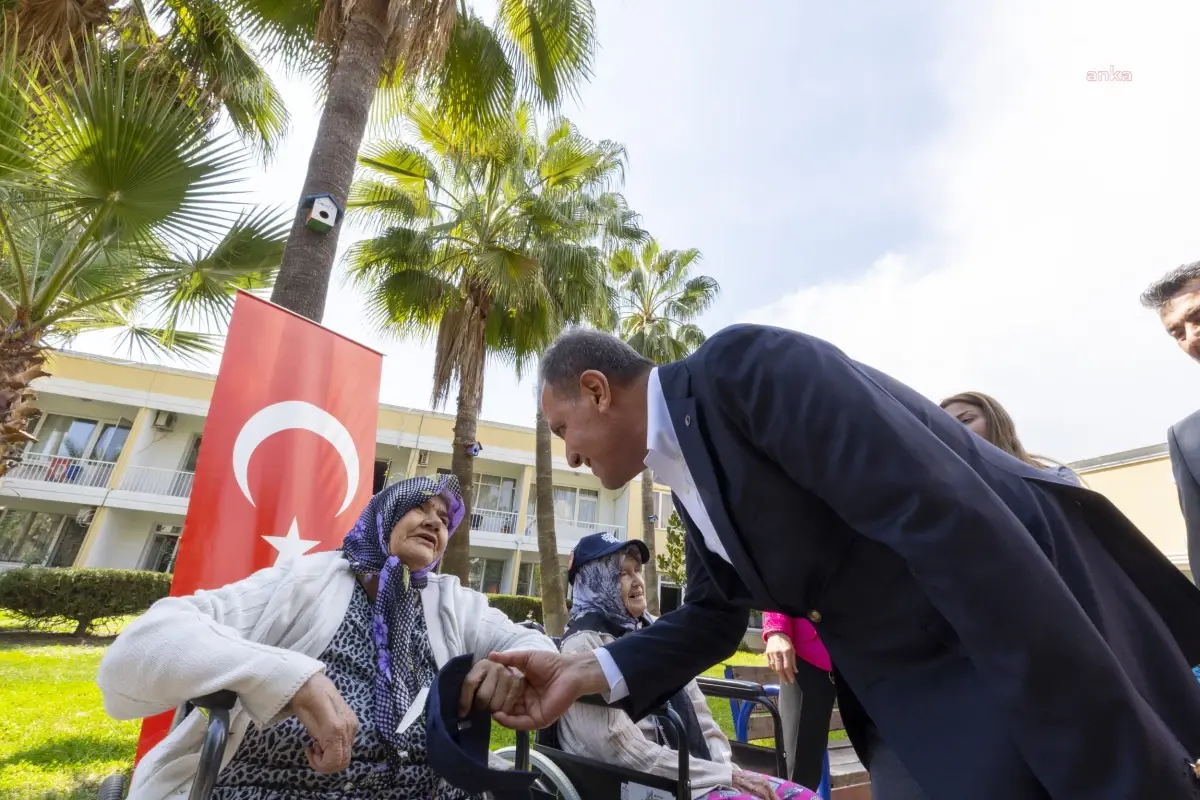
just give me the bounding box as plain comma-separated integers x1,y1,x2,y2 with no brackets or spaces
723,665,871,799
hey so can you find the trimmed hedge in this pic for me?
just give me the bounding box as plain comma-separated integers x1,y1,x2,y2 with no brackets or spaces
0,567,171,635
486,593,545,624
0,566,556,635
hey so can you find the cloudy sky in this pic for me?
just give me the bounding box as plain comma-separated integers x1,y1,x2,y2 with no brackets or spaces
72,0,1200,462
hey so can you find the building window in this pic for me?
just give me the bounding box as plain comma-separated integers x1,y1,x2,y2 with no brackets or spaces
141,524,183,573
182,436,203,473
473,474,518,512
27,414,131,462
47,518,88,568
468,557,505,594
532,486,600,523
0,510,83,567
29,416,99,459
654,491,675,529
373,459,390,493
92,421,132,462
517,562,541,597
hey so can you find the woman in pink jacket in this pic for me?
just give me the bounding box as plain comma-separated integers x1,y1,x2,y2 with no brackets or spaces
761,613,836,789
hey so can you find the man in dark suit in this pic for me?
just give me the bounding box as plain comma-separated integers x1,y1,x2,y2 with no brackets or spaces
491,325,1200,799
1142,262,1200,581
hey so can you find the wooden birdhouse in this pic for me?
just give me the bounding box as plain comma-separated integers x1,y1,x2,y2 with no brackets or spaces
302,193,343,234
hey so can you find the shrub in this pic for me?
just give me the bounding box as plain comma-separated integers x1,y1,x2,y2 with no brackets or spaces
0,567,171,635
486,593,545,624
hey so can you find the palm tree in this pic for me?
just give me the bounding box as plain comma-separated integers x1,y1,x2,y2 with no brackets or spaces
345,102,625,587
264,0,599,323
531,192,638,633
610,240,719,614
3,0,291,157
0,44,287,473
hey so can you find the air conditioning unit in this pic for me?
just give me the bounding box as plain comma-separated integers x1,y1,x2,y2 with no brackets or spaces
152,410,177,431
417,450,430,466
75,507,96,526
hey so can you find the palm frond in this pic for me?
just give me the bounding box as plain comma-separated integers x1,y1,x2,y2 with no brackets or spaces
159,0,290,158
426,10,514,134
496,0,595,109
19,45,250,251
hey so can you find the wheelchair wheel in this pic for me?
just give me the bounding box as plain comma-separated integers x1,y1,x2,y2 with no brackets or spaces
97,773,125,800
492,746,583,800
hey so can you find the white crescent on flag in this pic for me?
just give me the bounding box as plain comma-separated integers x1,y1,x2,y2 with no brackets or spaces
232,400,360,516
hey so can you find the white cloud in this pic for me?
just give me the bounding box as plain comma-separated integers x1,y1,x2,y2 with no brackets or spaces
745,0,1200,461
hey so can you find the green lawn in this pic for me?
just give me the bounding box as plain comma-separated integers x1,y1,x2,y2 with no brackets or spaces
0,641,137,799
0,629,778,797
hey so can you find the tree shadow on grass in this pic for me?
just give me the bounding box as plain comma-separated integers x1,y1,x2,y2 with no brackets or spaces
0,734,131,770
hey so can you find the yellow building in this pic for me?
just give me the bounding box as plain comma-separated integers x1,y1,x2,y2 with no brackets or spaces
0,351,677,600
1069,444,1191,579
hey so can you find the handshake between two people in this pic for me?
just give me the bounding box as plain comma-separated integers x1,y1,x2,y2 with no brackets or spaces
288,650,601,773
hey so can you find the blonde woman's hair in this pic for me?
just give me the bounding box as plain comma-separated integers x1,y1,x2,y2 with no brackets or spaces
940,391,1087,486
940,391,1042,467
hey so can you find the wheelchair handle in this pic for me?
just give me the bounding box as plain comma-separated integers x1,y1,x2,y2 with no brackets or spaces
695,677,787,779
174,692,237,800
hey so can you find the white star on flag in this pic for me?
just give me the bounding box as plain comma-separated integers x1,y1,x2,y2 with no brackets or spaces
262,519,319,565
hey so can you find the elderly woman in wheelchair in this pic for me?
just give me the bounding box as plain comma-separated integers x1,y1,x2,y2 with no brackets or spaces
97,475,556,800
548,533,819,800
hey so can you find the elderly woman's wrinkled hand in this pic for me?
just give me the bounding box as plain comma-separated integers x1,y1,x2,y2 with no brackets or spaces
460,658,527,718
732,767,777,800
764,632,796,685
289,672,359,773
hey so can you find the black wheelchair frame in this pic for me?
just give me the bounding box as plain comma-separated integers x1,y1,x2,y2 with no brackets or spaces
97,677,786,800
495,678,787,800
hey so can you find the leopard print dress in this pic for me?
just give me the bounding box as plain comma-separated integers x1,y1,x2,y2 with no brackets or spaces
212,583,481,799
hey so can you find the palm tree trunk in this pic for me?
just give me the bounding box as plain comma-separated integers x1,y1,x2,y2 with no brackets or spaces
441,353,484,582
535,406,568,636
268,0,393,321
640,467,659,615
0,338,48,478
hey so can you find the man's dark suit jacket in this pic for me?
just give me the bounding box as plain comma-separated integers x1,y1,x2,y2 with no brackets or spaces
604,324,1200,800
1169,410,1200,581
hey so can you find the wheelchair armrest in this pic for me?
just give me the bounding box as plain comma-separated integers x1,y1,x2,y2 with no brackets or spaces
574,694,689,799
190,691,238,712
695,676,768,702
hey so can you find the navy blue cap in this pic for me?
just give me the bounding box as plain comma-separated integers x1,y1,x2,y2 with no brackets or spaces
567,532,649,583
426,654,538,799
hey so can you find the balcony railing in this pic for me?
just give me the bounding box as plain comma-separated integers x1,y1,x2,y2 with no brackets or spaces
524,515,625,541
7,453,116,488
468,508,520,535
118,466,196,498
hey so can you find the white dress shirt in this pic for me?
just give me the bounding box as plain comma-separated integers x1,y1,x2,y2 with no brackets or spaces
594,368,731,701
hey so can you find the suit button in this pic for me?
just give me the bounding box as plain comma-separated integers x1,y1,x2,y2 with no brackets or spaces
808,610,822,623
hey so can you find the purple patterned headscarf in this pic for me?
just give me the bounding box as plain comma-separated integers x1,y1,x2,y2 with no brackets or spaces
341,474,465,754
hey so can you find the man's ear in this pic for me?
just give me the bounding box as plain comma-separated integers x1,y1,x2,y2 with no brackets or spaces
579,370,612,411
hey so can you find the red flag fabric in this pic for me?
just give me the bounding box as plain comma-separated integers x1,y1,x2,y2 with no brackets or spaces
134,291,383,762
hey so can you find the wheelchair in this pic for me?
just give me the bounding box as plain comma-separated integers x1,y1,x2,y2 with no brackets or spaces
492,676,789,800
95,677,789,800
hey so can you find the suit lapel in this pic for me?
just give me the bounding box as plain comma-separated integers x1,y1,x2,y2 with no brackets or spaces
657,363,775,606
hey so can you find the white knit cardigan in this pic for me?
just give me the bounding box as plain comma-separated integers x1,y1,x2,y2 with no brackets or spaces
97,551,557,800
557,629,737,798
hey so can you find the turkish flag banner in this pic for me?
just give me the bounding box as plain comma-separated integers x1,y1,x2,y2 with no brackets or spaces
134,291,383,762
